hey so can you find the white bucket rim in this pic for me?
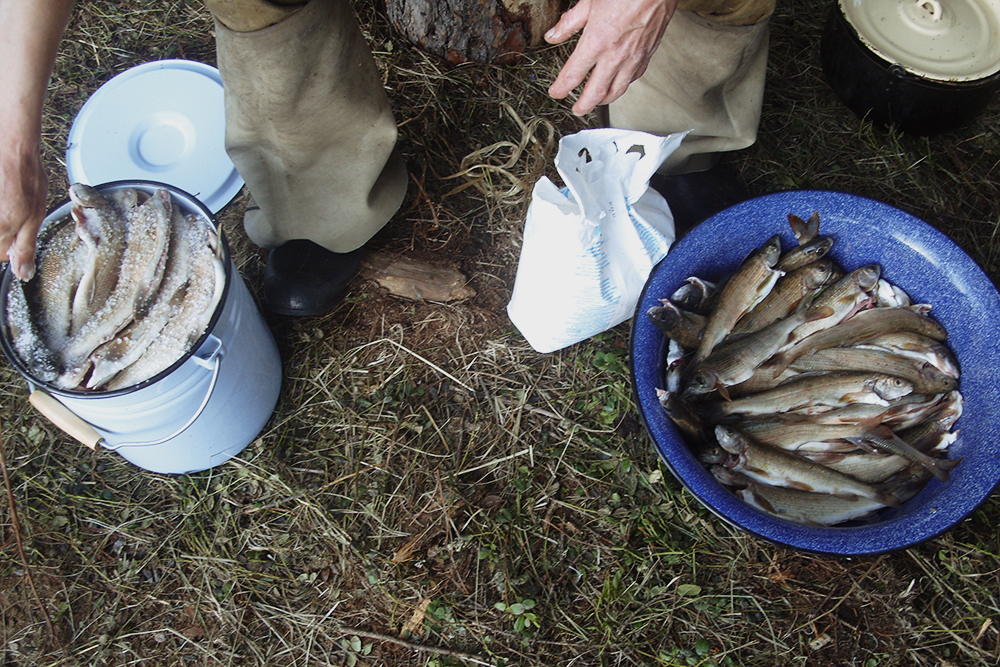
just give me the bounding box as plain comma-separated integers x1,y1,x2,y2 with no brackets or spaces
0,179,232,399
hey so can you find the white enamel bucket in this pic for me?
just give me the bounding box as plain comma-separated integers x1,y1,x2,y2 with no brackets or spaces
0,181,281,475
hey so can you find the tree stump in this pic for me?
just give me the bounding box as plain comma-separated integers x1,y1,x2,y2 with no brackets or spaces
385,0,569,65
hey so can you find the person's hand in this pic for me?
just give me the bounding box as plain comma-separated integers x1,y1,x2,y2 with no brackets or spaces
0,0,75,280
546,0,677,116
0,142,47,280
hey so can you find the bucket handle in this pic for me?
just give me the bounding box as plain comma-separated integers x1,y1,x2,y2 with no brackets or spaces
29,335,225,452
29,390,104,450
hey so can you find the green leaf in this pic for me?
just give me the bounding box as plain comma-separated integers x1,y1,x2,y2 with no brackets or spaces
676,583,702,597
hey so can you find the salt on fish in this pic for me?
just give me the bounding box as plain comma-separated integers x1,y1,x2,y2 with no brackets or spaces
5,185,225,392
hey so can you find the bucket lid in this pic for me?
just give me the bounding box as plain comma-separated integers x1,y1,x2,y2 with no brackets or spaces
839,0,1000,82
66,60,244,214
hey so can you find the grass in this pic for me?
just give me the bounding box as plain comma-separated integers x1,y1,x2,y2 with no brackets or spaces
3,0,1000,665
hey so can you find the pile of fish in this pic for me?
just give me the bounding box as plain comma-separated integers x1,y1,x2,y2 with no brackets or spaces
5,184,225,391
650,212,963,527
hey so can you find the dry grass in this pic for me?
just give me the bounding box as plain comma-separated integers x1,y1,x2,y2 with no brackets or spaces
3,0,1000,666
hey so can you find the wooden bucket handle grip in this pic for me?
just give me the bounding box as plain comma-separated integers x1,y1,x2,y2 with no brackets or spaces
29,390,103,450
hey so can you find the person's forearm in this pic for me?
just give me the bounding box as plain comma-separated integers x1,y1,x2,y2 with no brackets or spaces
0,0,75,278
0,0,76,144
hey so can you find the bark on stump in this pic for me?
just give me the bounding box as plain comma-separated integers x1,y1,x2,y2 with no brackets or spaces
385,0,568,65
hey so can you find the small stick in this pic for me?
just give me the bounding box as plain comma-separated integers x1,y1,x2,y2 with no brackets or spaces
340,627,495,666
0,421,60,648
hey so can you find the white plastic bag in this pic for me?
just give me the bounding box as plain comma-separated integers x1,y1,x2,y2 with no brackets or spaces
506,128,686,353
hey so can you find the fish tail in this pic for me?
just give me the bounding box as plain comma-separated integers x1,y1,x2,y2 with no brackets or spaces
927,456,963,482
873,490,903,508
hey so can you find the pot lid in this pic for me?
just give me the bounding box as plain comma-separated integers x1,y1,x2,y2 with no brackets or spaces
66,60,244,214
839,0,1000,81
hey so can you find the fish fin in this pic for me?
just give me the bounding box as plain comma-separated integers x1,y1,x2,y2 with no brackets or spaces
840,392,889,407
786,481,814,492
938,457,963,472
716,381,732,402
832,492,862,502
804,305,834,322
768,352,792,377
748,490,777,515
806,211,820,239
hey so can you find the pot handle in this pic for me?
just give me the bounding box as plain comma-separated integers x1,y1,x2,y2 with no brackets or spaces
29,390,104,450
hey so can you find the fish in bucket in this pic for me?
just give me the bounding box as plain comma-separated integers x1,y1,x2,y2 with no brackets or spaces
1,181,281,475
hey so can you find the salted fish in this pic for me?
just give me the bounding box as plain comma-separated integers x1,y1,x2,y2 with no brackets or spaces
5,275,60,382
31,218,88,347
102,215,224,390
67,184,129,334
86,205,197,389
56,190,173,387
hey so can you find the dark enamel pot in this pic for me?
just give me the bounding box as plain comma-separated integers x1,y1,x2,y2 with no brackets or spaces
820,0,1000,136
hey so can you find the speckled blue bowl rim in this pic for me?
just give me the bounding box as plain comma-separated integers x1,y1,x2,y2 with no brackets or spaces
630,190,1000,556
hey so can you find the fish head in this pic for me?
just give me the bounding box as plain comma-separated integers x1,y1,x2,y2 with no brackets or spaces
109,187,140,212
919,365,958,393
68,183,107,208
646,304,680,329
670,277,713,311
714,424,747,454
760,235,782,266
873,376,914,401
803,258,836,289
853,264,882,293
698,446,728,465
710,464,748,487
683,369,718,397
922,318,949,342
801,236,834,263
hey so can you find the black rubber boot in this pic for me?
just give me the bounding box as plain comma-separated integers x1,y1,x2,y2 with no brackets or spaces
649,163,750,239
262,240,363,317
